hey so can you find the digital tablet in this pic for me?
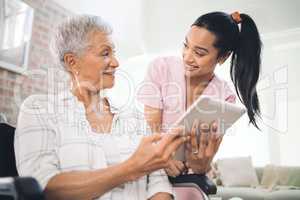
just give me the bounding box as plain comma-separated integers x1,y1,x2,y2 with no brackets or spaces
172,96,246,161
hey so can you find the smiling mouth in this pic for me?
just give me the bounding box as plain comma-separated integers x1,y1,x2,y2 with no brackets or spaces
185,65,199,71
103,70,116,76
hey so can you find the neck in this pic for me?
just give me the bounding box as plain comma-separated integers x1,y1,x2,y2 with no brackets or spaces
71,81,109,115
186,73,214,89
73,87,98,107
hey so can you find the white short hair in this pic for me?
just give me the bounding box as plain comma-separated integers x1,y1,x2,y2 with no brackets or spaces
50,15,112,69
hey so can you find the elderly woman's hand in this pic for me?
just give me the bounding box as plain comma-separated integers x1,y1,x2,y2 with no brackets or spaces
164,159,187,177
185,121,222,174
127,127,188,180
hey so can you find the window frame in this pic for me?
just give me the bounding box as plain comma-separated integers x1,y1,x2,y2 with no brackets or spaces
0,0,34,74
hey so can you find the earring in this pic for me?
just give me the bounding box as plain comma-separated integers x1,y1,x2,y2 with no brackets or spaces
74,72,82,95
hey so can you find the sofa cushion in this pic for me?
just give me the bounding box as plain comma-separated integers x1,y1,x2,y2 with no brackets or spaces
264,189,300,200
216,186,300,200
255,167,264,183
278,167,300,187
215,186,268,200
261,165,300,189
261,164,278,189
217,157,259,187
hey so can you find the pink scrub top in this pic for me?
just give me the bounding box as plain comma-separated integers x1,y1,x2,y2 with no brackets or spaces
137,56,236,132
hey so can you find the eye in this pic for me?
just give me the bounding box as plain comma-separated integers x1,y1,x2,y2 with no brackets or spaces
194,51,206,57
101,50,110,57
183,42,188,48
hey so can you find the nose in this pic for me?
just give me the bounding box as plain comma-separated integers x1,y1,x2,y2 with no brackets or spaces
110,56,119,69
183,48,195,64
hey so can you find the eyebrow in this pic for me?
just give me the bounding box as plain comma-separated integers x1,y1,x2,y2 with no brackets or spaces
185,37,209,53
99,43,115,50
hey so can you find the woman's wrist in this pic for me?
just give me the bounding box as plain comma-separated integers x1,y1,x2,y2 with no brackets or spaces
190,163,211,174
122,158,144,182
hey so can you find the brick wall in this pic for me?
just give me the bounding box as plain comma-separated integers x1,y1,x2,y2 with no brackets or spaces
0,0,72,125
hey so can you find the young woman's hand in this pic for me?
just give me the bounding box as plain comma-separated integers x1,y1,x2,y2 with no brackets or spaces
185,121,222,174
150,192,173,200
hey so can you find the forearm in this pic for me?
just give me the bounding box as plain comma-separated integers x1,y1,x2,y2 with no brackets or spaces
144,106,162,133
45,160,136,200
149,192,172,200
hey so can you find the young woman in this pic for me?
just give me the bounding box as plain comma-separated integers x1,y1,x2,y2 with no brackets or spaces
138,11,262,178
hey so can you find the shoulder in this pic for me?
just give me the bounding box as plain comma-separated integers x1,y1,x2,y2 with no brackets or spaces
212,75,236,102
149,56,182,71
17,92,67,129
19,94,50,114
20,90,76,112
146,56,183,82
16,94,57,142
212,75,231,89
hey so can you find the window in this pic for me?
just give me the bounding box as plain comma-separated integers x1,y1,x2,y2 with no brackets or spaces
0,0,34,74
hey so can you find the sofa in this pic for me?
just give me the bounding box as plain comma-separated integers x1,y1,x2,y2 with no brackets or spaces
209,157,300,200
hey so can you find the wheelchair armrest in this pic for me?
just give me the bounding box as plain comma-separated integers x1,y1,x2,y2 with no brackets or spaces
15,177,44,200
168,174,217,195
0,177,44,200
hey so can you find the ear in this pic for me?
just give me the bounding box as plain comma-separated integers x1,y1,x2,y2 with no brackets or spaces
218,52,231,65
63,53,79,74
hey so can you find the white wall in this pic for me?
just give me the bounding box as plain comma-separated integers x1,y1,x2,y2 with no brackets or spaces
260,28,300,166
52,0,146,59
53,0,300,59
279,99,300,166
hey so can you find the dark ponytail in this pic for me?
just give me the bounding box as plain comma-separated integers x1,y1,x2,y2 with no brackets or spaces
193,12,262,129
231,14,262,129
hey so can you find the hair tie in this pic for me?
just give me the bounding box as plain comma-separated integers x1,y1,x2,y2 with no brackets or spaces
231,11,242,24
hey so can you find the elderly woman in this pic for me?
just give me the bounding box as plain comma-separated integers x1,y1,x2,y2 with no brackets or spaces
14,15,188,200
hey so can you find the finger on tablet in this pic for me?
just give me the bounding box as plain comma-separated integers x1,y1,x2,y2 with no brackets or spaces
208,121,218,148
200,123,210,132
211,121,218,133
190,120,199,153
201,123,210,142
199,123,209,156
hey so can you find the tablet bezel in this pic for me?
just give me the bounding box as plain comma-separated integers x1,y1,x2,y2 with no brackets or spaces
172,96,246,161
